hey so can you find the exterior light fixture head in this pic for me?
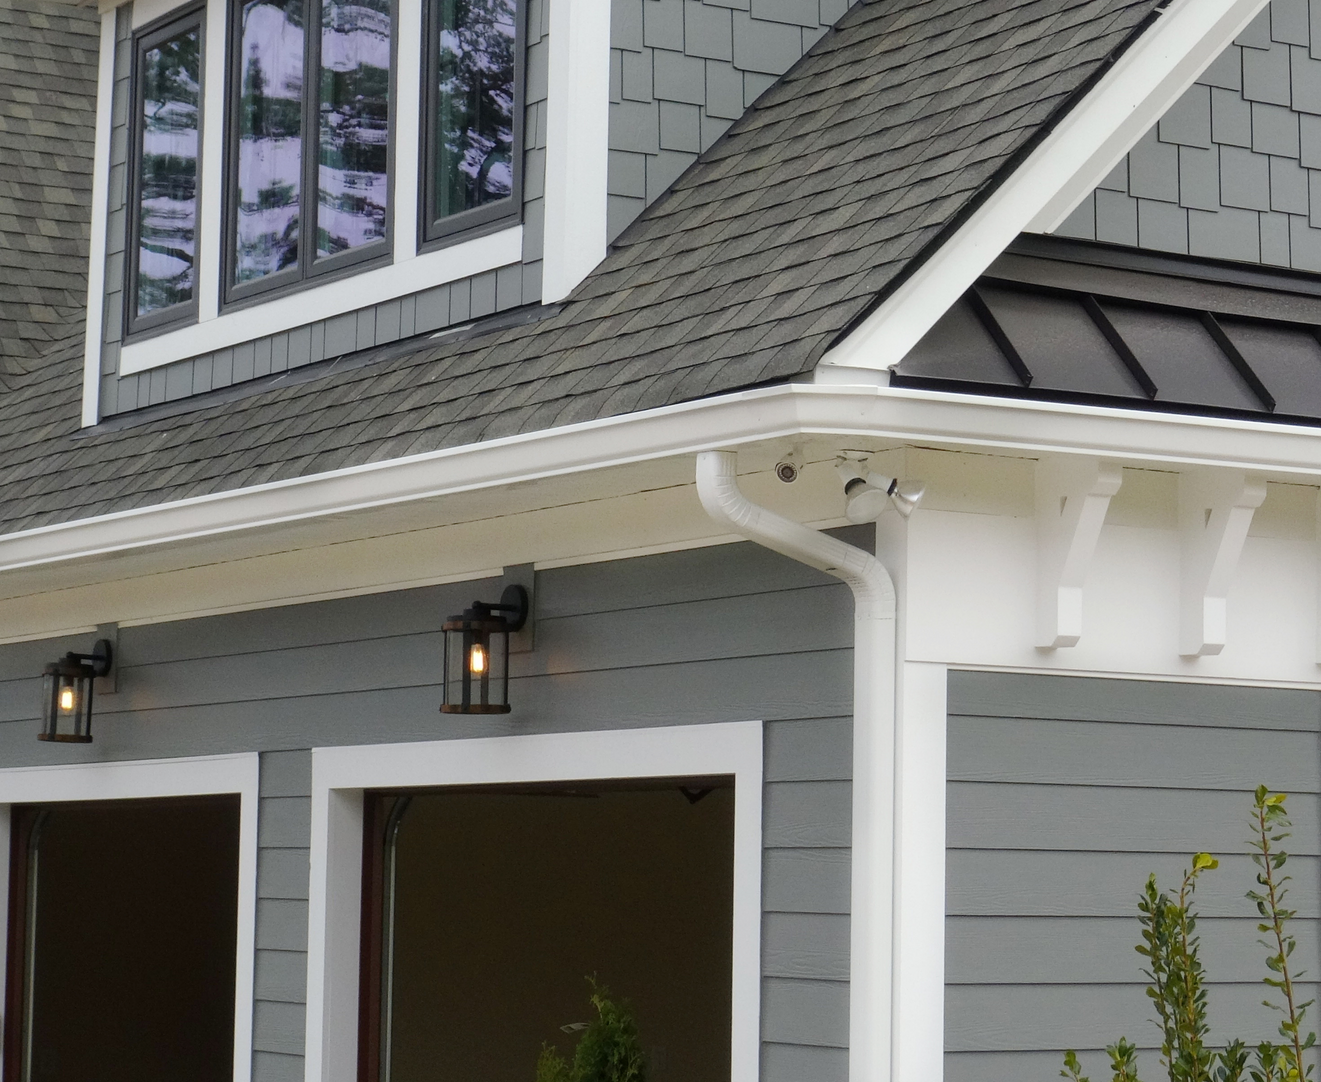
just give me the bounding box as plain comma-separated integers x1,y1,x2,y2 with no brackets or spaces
836,462,926,523
441,585,529,715
39,639,113,744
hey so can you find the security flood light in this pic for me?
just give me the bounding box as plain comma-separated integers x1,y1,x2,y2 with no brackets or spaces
836,461,926,523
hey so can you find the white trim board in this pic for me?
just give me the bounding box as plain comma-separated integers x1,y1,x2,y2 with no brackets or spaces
19,382,1321,579
541,0,611,302
80,8,117,429
118,227,523,375
819,0,1272,375
0,753,259,1082
304,722,763,1082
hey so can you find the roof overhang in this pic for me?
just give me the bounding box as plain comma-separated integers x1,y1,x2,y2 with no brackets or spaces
6,380,1321,579
817,0,1272,379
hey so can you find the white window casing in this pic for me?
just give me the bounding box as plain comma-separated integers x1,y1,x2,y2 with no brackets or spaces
303,722,763,1082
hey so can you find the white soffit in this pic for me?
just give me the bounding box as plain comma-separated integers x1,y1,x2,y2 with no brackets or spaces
818,0,1272,376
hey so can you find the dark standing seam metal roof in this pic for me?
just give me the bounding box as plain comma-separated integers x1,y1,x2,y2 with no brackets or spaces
0,0,1170,535
895,241,1321,424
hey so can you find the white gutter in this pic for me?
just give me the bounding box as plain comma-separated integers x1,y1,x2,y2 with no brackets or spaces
695,449,897,1082
9,383,1321,575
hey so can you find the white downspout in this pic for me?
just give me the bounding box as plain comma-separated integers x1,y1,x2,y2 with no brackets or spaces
695,450,897,1082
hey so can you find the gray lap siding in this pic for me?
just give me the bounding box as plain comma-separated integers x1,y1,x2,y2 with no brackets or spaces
0,537,857,1082
946,670,1321,1082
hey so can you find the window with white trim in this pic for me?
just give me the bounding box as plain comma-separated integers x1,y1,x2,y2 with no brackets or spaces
224,0,394,302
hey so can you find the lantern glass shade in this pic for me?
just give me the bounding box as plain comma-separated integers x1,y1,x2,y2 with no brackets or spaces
442,611,511,713
40,658,95,743
440,585,527,715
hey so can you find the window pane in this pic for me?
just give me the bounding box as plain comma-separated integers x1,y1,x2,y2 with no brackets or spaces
235,0,305,283
433,0,516,222
318,0,391,258
137,26,201,317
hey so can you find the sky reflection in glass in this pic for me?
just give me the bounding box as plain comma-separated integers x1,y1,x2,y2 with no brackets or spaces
235,0,304,283
434,0,515,222
318,0,391,258
137,26,201,317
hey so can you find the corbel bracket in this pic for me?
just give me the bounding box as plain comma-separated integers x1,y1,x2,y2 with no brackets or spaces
1179,470,1266,658
1036,457,1123,649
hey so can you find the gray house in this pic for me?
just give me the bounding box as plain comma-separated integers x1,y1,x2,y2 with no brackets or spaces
1,0,1319,1078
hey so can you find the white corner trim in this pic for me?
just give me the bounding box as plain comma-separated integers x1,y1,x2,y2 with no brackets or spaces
1178,469,1267,657
0,753,259,1082
892,661,947,1082
818,0,1272,374
118,227,523,375
541,0,611,303
304,723,763,1082
80,8,117,429
1035,457,1124,649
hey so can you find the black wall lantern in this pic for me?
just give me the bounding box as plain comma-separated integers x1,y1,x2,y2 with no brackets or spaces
441,585,528,714
40,639,113,743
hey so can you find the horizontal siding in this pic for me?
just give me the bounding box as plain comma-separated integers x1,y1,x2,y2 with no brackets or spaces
0,539,856,1077
947,671,1321,1078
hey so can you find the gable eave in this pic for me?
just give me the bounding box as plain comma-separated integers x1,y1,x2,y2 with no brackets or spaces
818,0,1274,380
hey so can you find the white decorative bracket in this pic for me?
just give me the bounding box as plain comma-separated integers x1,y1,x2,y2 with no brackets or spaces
1036,457,1123,649
1179,470,1267,657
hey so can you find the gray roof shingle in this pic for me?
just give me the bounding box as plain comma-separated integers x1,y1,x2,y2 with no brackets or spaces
0,0,1168,535
0,0,97,385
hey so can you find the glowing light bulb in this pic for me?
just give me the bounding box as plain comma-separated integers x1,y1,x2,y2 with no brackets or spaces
59,686,75,713
469,643,487,674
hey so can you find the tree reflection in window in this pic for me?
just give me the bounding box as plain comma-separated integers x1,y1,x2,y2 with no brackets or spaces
433,0,516,222
137,25,201,317
235,0,305,282
318,0,391,257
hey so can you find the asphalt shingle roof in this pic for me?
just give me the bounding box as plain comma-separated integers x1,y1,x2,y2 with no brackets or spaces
0,0,1169,534
0,0,97,383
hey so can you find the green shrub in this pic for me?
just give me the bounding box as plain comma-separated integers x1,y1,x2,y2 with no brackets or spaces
536,980,646,1082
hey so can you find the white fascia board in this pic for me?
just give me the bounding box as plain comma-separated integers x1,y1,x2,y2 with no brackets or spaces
13,384,1321,576
819,0,1271,375
80,9,117,429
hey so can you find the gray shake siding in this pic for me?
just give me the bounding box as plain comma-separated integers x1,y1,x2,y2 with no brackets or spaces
1055,0,1321,268
98,0,552,417
946,671,1321,1082
0,537,859,1082
606,0,840,242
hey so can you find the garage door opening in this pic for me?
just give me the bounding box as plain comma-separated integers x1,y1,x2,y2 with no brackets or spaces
3,794,241,1082
358,779,735,1082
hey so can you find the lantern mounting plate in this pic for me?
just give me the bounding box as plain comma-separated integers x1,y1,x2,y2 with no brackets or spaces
494,585,529,632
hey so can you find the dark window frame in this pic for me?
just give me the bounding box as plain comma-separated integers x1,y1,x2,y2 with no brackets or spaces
221,0,399,310
124,5,207,342
418,0,526,250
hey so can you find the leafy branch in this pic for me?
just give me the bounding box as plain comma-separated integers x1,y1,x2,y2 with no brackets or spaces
1248,787,1316,1082
1061,788,1316,1082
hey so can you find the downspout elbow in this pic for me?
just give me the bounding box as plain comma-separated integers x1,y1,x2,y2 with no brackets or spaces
695,449,895,619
